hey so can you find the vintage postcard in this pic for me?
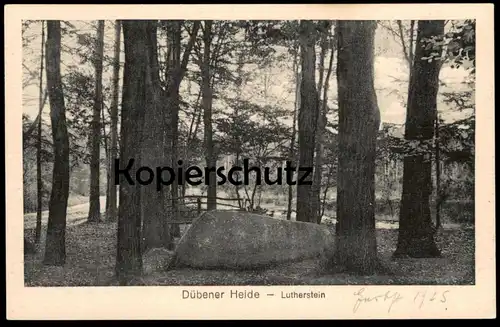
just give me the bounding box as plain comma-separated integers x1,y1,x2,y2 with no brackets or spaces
5,4,495,320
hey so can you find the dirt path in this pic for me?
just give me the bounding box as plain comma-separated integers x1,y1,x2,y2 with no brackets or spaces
24,195,466,231
24,196,107,229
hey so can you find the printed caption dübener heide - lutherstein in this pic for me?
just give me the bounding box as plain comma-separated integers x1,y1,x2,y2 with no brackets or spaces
181,289,327,299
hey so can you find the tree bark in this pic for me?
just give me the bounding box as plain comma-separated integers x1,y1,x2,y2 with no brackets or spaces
296,20,319,223
43,20,70,266
286,45,299,221
334,21,381,274
107,20,121,223
115,21,148,284
35,21,45,244
202,20,217,210
140,20,173,251
88,20,105,223
394,20,444,258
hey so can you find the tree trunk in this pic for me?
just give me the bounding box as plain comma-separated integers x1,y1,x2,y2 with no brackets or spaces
140,21,173,251
435,115,441,230
320,162,334,218
35,21,45,244
233,52,245,210
396,20,416,69
394,20,444,258
88,20,105,223
296,20,319,223
107,20,121,223
286,46,300,221
183,89,203,201
164,20,199,236
409,20,415,70
102,105,110,217
313,22,334,224
316,23,327,97
334,21,381,274
311,23,328,223
202,21,217,210
167,21,182,238
234,151,242,208
115,21,148,284
43,20,70,266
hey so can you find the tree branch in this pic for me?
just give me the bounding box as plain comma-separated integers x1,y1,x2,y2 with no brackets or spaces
23,89,48,138
175,21,200,84
396,20,411,67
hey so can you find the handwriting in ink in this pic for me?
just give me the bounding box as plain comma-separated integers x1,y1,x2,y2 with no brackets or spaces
353,288,404,313
414,290,449,309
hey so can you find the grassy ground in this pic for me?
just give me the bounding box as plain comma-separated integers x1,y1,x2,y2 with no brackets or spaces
24,215,474,287
23,193,91,215
24,196,107,229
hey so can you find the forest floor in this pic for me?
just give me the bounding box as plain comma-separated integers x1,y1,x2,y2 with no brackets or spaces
24,200,475,287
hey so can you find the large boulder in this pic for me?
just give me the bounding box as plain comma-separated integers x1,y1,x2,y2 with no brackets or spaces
167,210,335,270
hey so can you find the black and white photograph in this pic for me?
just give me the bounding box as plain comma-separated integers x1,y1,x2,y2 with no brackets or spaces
6,4,495,320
